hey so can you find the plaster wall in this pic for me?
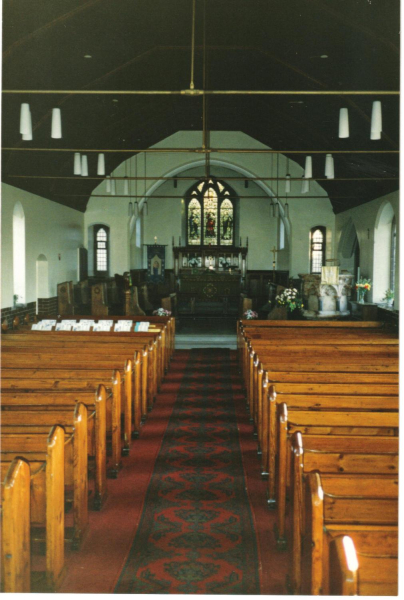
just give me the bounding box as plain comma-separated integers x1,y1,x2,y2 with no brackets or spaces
1,183,84,308
335,190,399,305
85,131,335,275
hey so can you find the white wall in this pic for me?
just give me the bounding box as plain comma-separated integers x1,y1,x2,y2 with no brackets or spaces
85,131,335,275
335,191,399,306
1,183,84,308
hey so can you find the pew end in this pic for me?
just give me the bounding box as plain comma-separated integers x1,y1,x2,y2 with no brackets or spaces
328,535,359,595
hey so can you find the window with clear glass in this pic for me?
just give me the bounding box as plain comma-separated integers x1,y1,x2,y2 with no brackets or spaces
390,216,397,292
186,179,235,246
279,217,285,250
94,225,109,275
310,226,326,273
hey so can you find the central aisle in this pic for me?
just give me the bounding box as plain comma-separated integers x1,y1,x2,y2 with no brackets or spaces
116,349,260,594
60,349,288,594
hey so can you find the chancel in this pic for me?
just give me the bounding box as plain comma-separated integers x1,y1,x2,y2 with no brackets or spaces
0,0,399,595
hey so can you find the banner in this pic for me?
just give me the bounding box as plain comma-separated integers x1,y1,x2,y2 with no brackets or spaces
146,244,166,284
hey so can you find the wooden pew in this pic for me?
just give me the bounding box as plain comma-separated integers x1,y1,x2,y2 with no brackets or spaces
1,458,31,593
301,471,398,596
1,426,66,591
245,341,398,415
2,403,89,545
274,401,398,544
328,536,358,595
1,352,135,454
4,328,160,407
258,377,398,473
290,431,398,592
1,391,106,512
1,370,122,474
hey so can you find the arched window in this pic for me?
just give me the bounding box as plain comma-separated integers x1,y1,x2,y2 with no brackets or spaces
310,226,326,274
94,225,109,276
13,201,26,305
390,216,397,292
279,217,285,250
186,179,235,246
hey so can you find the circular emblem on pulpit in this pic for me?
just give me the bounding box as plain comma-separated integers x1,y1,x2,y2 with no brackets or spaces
203,283,217,298
94,286,100,293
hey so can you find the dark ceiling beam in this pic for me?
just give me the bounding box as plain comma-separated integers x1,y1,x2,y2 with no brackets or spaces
309,0,399,55
3,0,104,61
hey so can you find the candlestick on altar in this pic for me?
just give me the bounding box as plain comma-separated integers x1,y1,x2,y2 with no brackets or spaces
154,236,157,245
179,236,181,246
271,246,278,280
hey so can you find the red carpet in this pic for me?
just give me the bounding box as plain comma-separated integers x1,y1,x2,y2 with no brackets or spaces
60,350,288,594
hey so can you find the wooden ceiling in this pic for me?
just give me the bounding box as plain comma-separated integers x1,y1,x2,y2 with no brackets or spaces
2,0,399,213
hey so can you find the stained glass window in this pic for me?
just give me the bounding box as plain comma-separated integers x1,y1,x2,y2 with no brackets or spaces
185,179,236,246
220,199,233,245
188,198,201,245
204,188,218,245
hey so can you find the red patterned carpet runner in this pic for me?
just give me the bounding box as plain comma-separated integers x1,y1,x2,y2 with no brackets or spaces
115,349,261,594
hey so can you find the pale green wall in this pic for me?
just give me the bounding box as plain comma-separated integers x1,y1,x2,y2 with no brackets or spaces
1,183,84,308
85,131,335,275
335,191,399,306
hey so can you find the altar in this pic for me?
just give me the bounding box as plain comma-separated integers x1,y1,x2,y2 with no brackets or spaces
172,245,246,316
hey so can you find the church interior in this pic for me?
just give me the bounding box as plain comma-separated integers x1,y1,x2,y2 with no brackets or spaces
1,0,399,595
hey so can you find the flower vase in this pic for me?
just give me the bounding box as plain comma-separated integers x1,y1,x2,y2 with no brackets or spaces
358,292,366,304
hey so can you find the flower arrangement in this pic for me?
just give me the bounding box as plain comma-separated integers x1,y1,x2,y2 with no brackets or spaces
355,277,371,303
383,288,394,301
275,288,304,313
244,309,258,320
153,308,171,316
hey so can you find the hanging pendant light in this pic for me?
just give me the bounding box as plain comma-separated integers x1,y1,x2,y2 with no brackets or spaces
134,201,139,217
274,201,279,217
81,154,88,177
339,108,349,138
285,174,291,193
128,201,133,217
284,201,289,218
304,156,313,178
74,152,81,175
111,179,116,195
22,105,33,140
123,177,129,195
106,176,111,193
20,103,32,135
370,101,382,140
143,200,148,216
325,153,335,179
51,108,62,139
301,178,310,194
97,153,105,176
